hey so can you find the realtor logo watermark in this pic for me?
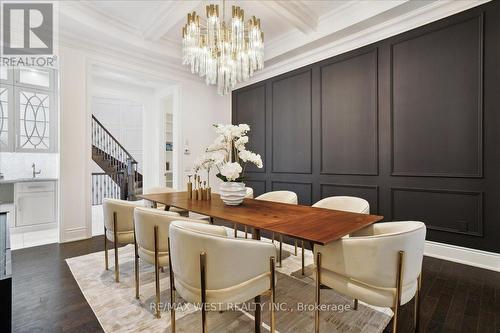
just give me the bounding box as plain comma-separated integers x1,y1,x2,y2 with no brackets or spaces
1,2,57,67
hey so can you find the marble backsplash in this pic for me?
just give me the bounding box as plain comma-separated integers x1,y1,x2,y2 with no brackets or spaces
0,152,59,179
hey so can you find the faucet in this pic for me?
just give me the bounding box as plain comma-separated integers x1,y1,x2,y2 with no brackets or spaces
32,162,41,178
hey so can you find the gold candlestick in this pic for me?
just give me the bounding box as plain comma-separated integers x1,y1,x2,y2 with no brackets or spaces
187,175,193,199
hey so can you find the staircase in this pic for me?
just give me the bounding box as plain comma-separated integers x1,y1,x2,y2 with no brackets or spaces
91,115,142,205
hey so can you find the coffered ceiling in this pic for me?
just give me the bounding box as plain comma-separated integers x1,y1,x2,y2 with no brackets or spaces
58,0,488,82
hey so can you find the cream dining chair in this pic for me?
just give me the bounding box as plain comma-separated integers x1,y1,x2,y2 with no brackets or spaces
102,198,144,282
313,196,370,214
143,187,189,216
300,196,371,275
233,187,255,238
255,191,298,267
133,207,210,318
313,221,426,333
168,220,277,333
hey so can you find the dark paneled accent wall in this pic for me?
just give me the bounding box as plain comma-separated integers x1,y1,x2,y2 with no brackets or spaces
232,2,500,253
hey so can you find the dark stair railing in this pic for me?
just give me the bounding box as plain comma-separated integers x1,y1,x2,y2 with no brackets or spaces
91,115,142,204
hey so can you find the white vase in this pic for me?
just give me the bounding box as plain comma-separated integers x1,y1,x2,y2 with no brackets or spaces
219,182,246,206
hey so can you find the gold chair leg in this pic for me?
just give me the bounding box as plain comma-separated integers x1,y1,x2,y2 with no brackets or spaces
301,241,305,276
315,252,321,333
134,239,139,299
255,295,261,333
278,235,283,267
354,299,358,310
269,257,276,333
294,239,298,256
168,238,176,333
113,212,119,283
104,226,108,270
154,226,161,319
414,273,422,332
393,251,405,333
200,252,207,333
234,223,238,238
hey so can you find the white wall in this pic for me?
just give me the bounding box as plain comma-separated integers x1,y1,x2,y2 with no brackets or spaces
91,96,144,172
59,46,91,242
178,84,230,192
58,43,231,242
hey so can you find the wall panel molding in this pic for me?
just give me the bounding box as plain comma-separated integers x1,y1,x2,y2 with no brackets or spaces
233,2,499,253
319,48,379,176
390,14,484,178
271,69,313,174
232,83,267,173
391,187,483,237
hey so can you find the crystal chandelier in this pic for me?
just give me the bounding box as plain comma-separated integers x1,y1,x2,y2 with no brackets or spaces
182,0,264,95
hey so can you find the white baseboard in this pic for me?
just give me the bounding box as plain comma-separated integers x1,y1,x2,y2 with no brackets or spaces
425,240,500,272
60,226,88,243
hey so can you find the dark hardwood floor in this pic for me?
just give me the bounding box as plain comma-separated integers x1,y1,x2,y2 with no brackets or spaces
11,234,500,333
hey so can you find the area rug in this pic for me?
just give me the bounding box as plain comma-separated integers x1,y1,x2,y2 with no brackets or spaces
66,231,392,333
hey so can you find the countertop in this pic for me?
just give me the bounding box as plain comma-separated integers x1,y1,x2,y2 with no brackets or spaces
0,177,58,184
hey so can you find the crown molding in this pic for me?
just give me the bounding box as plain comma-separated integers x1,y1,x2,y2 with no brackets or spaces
68,1,141,37
264,1,318,34
142,1,202,41
58,30,200,85
264,0,409,61
59,3,181,60
236,0,489,90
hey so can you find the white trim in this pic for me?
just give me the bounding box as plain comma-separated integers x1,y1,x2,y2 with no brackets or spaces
425,241,500,272
60,226,88,243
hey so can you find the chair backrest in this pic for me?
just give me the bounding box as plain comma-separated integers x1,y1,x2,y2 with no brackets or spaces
313,196,369,214
255,190,298,204
143,187,179,195
245,187,254,199
169,221,275,293
103,198,143,232
134,207,184,253
322,221,426,288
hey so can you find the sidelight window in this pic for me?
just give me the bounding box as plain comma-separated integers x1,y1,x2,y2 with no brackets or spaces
0,68,57,152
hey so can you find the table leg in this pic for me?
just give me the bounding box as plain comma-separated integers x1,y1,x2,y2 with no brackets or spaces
252,228,261,240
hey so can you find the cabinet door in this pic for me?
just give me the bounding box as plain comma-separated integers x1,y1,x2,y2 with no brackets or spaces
16,191,55,226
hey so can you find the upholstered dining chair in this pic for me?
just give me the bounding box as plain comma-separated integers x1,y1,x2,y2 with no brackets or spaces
255,191,298,266
298,196,370,275
133,207,210,318
169,220,277,333
232,187,255,238
312,196,369,214
143,187,189,216
102,198,144,282
245,187,254,199
313,221,426,333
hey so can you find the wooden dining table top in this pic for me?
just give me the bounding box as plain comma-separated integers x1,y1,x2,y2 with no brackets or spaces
138,191,384,245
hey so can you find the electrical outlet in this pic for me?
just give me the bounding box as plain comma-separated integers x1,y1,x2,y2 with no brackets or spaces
456,220,468,232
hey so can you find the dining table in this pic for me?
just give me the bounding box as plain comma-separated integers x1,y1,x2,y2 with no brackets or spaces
138,191,384,332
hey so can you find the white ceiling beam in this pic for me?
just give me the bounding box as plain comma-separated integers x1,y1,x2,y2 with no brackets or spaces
265,0,318,34
142,1,202,42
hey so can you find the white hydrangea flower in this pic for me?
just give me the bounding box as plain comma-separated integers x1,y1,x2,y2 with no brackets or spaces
220,162,242,181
